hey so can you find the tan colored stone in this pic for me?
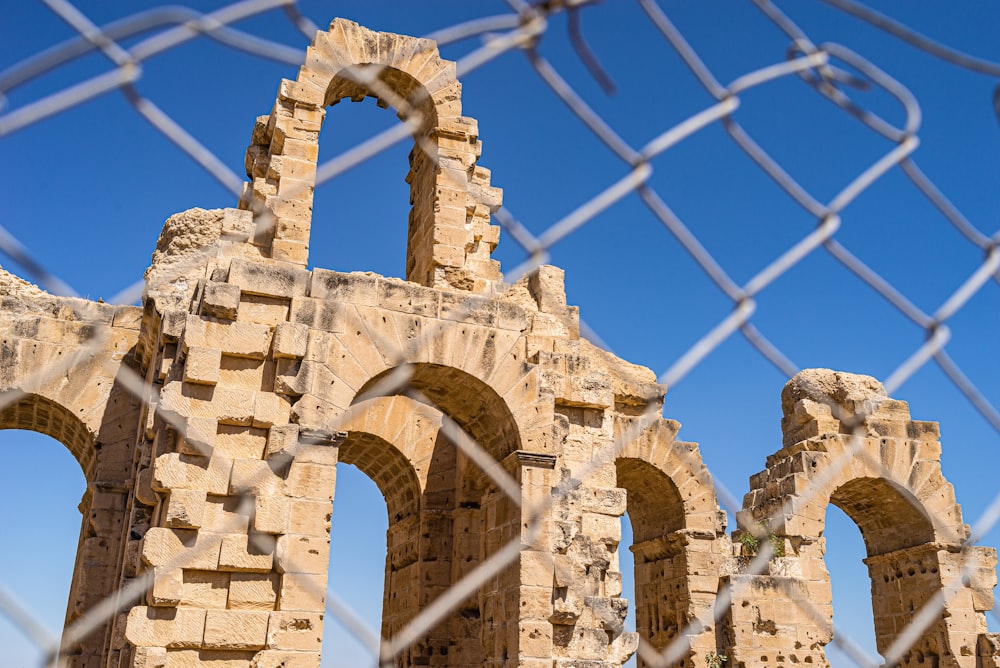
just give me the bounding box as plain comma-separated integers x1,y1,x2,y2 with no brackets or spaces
228,573,280,610
214,425,268,460
183,346,221,385
124,606,206,649
275,534,329,575
203,609,270,650
164,489,206,529
180,570,231,608
253,494,289,535
149,567,183,607
219,533,276,573
284,461,336,500
278,572,326,611
265,611,323,651
141,528,222,570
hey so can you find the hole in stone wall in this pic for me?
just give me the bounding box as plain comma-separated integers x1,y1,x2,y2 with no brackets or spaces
324,463,389,667
309,98,413,278
824,504,882,667
0,429,86,666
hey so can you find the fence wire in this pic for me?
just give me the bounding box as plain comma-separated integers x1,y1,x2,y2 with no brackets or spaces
1,1,999,667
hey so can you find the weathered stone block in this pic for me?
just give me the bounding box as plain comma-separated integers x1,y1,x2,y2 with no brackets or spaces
275,534,330,575
202,282,241,320
183,316,271,359
308,268,378,304
278,572,326,611
287,498,332,536
253,391,289,428
219,533,276,572
164,489,207,529
141,528,222,570
124,606,206,649
230,458,283,495
248,650,320,668
254,494,290,535
177,416,217,456
265,612,324,651
228,573,279,611
228,259,310,299
149,567,183,607
203,609,270,650
285,461,336,500
273,322,309,359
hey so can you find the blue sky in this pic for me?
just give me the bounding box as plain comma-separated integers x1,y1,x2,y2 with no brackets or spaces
2,1,1000,666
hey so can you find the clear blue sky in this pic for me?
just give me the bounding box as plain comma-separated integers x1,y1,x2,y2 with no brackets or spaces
2,2,1000,666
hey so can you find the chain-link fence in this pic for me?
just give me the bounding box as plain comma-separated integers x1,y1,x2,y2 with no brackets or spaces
2,1,1000,666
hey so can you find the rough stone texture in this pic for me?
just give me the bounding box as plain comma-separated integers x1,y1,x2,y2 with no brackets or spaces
2,18,997,668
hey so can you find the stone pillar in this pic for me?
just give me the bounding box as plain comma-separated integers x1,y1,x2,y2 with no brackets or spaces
720,573,830,667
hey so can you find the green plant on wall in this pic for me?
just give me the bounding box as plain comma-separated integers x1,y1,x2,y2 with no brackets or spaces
767,529,785,558
706,651,728,668
738,521,784,558
738,528,759,555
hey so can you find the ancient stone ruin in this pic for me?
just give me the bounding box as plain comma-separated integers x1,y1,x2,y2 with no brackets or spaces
1,17,998,668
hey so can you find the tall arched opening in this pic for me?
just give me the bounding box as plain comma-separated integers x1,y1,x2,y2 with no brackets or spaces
324,463,388,667
824,476,937,665
307,95,415,278
0,393,114,664
342,363,525,666
615,457,689,667
823,503,880,667
0,428,87,667
331,429,424,666
613,419,725,667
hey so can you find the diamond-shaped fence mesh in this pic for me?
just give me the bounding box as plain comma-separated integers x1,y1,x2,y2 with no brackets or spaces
2,1,1000,667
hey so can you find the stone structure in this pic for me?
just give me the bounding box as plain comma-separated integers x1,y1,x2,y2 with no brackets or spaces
1,18,998,668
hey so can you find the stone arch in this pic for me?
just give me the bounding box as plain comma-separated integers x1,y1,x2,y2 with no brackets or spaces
616,418,724,536
0,390,130,662
285,320,551,661
0,295,143,664
0,393,98,479
355,363,523,466
346,364,526,665
754,431,967,550
332,428,425,661
338,431,422,524
241,19,504,292
615,417,725,666
291,316,548,465
335,395,441,521
737,369,991,666
327,393,493,665
829,476,935,555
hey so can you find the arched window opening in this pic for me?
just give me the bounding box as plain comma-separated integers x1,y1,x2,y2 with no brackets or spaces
309,97,414,278
616,457,690,667
341,368,525,665
824,503,881,667
823,477,937,665
0,429,87,667
324,420,489,667
324,463,388,668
